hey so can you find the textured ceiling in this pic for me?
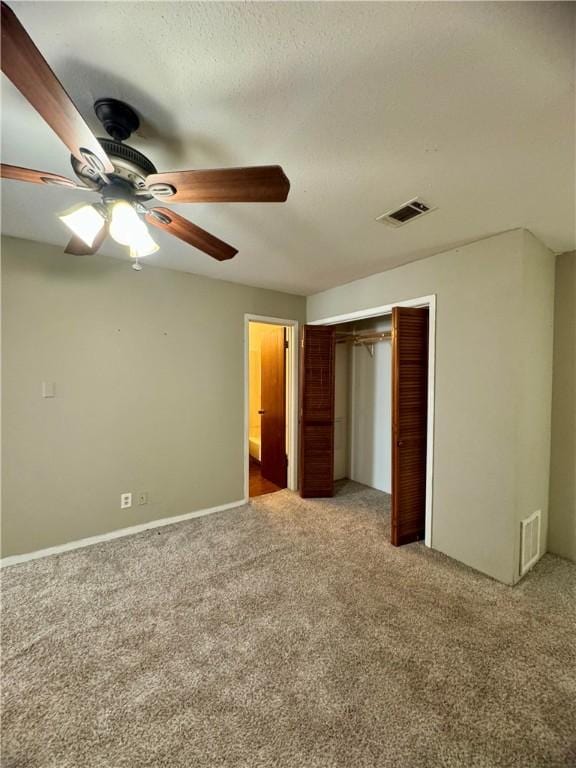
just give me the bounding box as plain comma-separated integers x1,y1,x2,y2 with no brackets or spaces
1,1,574,295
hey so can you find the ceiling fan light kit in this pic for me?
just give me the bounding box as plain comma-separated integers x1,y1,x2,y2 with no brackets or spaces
128,228,159,259
0,1,290,267
59,197,159,257
108,200,148,247
58,204,106,248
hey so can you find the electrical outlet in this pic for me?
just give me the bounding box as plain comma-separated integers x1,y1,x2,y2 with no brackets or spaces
120,492,132,509
138,492,148,506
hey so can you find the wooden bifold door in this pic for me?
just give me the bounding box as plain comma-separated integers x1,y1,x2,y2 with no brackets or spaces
391,307,429,545
299,326,335,498
299,308,429,545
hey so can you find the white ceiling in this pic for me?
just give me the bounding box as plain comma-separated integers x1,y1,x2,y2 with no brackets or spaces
1,1,574,295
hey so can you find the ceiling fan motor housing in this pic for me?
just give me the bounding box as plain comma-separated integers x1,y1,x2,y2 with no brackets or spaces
71,99,157,197
71,137,157,198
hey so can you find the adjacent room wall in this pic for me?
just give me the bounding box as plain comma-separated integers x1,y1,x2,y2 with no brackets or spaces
249,344,262,441
307,229,555,585
248,322,269,459
1,236,305,558
548,251,576,562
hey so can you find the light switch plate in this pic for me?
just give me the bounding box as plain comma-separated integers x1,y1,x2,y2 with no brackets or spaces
42,382,55,398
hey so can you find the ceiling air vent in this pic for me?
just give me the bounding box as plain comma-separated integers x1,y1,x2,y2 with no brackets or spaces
376,197,436,228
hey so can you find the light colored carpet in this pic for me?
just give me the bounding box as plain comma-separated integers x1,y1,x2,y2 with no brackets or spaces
1,481,575,768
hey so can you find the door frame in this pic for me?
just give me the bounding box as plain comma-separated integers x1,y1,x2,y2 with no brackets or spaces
308,294,436,547
244,315,299,501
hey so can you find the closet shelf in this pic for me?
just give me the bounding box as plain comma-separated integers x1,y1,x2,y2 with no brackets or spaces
335,330,391,357
335,330,391,345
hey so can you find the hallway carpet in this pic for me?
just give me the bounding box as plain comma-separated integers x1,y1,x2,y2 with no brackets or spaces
1,482,575,768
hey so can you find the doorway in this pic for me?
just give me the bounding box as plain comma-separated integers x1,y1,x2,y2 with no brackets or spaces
301,296,436,546
245,317,298,499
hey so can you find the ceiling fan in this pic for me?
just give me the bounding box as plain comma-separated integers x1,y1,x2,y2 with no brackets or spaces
0,2,290,269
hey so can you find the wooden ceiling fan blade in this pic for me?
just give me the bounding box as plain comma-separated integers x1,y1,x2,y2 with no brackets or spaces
64,224,108,256
1,163,88,189
0,2,113,175
145,166,290,203
146,208,238,261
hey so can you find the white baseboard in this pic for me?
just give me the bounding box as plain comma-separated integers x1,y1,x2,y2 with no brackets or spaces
0,498,247,568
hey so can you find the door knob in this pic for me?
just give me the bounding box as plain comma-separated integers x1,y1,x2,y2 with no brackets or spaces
258,410,265,415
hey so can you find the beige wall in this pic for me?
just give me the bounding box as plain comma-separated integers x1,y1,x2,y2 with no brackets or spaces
548,251,576,562
307,229,556,585
1,236,305,557
2,231,562,582
514,232,556,577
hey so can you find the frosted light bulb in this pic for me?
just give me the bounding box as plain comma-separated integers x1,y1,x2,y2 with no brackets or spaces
129,227,159,258
59,204,105,247
109,201,146,246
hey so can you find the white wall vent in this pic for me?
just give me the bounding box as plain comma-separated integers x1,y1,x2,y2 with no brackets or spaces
376,197,436,227
520,510,541,576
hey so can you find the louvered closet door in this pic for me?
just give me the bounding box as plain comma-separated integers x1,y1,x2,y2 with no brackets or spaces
391,307,429,545
299,325,335,498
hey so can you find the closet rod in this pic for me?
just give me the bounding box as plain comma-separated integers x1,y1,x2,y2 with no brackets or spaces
335,330,392,346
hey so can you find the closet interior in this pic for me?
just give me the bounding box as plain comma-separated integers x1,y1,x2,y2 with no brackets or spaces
332,315,393,493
